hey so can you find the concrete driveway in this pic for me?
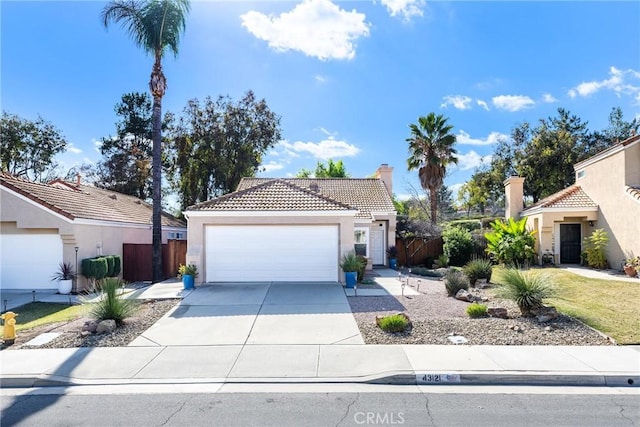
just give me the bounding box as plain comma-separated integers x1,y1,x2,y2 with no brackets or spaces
129,282,364,347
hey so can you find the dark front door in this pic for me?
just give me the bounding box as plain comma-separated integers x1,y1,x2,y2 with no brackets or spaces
560,224,581,264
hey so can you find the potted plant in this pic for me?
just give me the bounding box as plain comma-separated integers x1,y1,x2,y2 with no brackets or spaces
178,263,198,290
623,256,639,277
387,246,398,270
340,251,360,288
52,262,75,295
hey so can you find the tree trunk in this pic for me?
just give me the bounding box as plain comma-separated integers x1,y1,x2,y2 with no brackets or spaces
150,56,167,283
429,185,438,224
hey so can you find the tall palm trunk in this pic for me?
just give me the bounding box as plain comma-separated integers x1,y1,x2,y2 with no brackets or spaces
150,55,166,283
429,185,438,225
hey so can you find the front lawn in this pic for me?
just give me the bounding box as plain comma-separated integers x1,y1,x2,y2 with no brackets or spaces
492,267,640,344
1,302,86,334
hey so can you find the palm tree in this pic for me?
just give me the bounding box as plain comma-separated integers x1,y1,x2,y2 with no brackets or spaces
102,0,190,283
407,113,458,224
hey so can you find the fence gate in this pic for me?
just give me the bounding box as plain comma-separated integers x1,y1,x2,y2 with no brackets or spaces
122,240,187,282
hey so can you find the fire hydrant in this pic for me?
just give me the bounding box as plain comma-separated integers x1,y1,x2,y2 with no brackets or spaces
1,311,18,344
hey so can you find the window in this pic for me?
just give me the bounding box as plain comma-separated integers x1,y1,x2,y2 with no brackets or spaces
577,170,585,179
354,227,369,257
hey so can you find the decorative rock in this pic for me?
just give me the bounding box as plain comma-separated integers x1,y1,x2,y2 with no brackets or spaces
455,289,475,302
82,320,99,333
81,330,91,337
488,307,508,319
533,306,559,323
96,319,117,334
475,279,489,289
544,326,552,332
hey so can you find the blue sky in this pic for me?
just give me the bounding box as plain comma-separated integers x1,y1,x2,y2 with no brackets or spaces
2,0,639,202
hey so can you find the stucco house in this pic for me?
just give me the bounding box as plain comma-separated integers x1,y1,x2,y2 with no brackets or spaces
0,173,186,291
505,133,640,267
184,164,396,283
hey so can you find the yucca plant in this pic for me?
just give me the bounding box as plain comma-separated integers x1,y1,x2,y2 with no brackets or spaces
444,269,469,296
463,257,493,286
496,269,555,317
89,278,138,324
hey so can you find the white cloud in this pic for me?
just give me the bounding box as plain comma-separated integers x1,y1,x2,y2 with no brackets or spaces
542,93,557,103
457,150,492,171
280,137,360,159
240,0,370,61
314,74,327,84
448,182,464,199
476,99,490,111
441,95,473,110
92,138,102,153
261,161,285,173
379,0,424,21
568,66,640,102
67,143,82,154
492,95,535,112
456,130,508,146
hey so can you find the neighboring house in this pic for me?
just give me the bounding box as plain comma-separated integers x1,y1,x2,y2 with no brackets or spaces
0,173,186,291
505,134,640,267
184,164,396,283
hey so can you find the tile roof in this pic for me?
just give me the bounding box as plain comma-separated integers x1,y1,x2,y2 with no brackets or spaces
235,177,396,219
626,186,640,202
187,179,357,212
523,185,597,212
0,172,185,228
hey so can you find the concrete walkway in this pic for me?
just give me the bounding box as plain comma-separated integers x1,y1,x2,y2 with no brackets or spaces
559,265,640,283
1,344,638,387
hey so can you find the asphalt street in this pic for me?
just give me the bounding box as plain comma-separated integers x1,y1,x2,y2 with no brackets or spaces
1,384,638,427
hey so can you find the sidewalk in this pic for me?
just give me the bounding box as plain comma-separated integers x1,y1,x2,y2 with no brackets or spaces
1,344,638,388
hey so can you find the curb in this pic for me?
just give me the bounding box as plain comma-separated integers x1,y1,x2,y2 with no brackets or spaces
2,371,638,389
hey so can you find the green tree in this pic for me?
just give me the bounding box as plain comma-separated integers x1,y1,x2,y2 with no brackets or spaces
296,159,349,178
406,113,458,224
457,177,489,216
0,111,68,182
97,92,153,199
166,91,282,209
102,0,190,283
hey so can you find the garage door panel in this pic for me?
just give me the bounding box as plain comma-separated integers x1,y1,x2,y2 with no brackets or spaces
1,234,62,290
206,225,339,282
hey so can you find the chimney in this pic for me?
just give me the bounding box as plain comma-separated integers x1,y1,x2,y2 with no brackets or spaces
76,173,81,187
504,176,524,219
375,164,393,195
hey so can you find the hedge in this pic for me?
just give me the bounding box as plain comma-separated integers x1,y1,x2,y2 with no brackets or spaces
82,255,121,279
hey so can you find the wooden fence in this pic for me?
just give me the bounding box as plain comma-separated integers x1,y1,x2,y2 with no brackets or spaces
395,237,443,267
122,239,187,282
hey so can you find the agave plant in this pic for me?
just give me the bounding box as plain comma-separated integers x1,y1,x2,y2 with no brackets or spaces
496,269,555,317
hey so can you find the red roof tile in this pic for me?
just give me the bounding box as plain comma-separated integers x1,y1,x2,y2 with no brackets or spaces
523,185,597,212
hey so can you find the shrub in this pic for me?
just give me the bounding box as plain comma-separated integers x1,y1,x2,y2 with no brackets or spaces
411,267,444,278
466,303,488,318
378,314,409,333
444,269,469,296
356,255,368,282
340,251,361,272
435,254,449,268
82,257,109,285
472,233,488,257
496,269,555,317
463,257,493,286
442,226,474,266
583,228,609,269
105,256,115,277
112,255,122,277
484,217,536,266
446,219,482,232
88,278,137,324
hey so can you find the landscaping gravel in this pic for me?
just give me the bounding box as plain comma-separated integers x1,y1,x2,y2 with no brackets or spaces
15,299,179,350
349,275,614,346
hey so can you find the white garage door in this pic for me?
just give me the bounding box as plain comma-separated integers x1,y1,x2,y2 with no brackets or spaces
1,234,63,290
206,225,339,282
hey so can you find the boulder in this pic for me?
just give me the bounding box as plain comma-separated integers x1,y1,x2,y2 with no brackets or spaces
455,289,475,302
475,279,489,289
82,320,99,333
487,307,508,319
532,306,559,323
96,319,117,334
